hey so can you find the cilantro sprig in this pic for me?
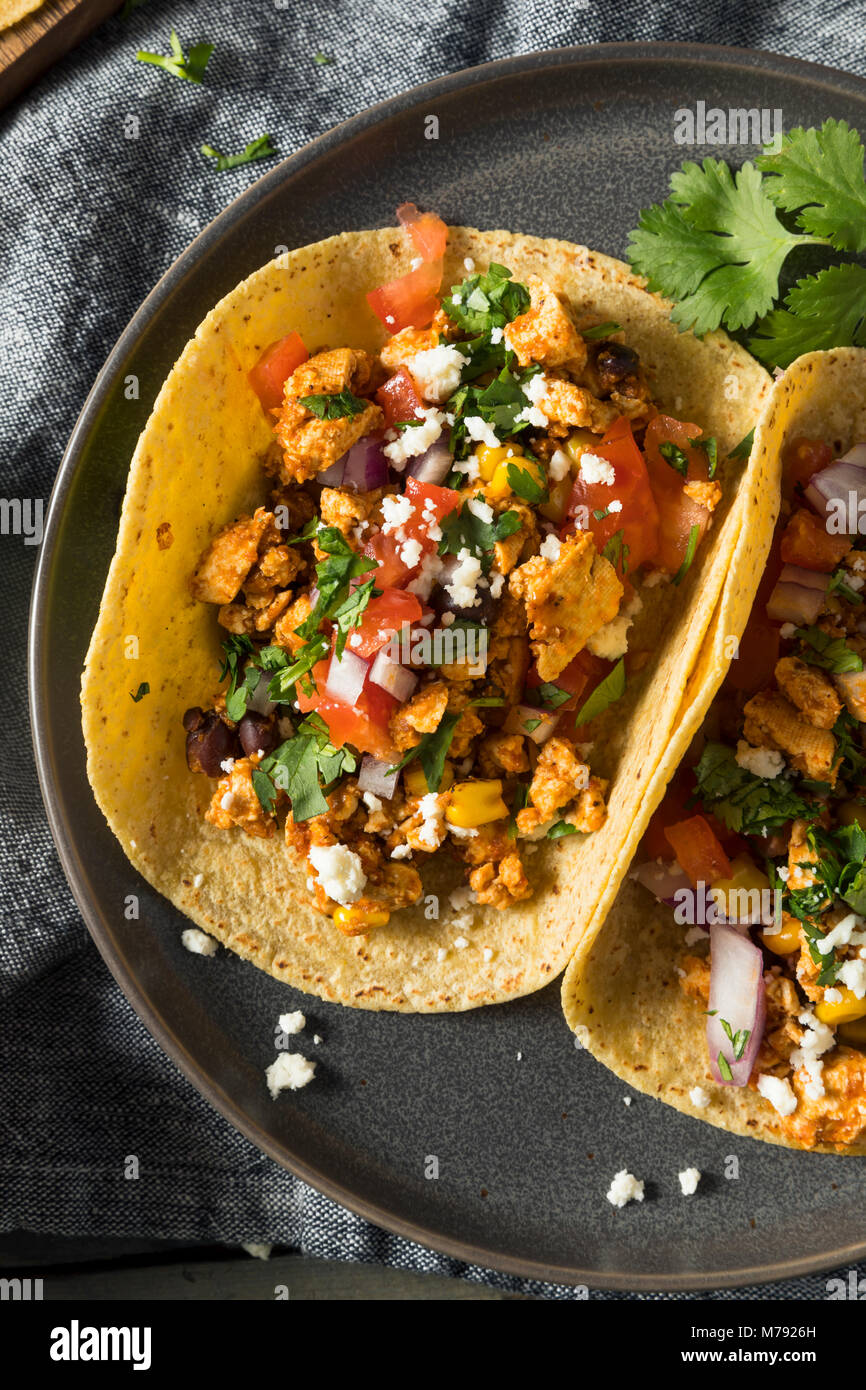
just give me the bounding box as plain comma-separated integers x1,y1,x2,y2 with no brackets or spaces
443,263,530,335
794,625,863,674
692,742,813,836
626,120,866,368
136,28,213,83
437,495,521,572
201,134,277,172
299,391,369,420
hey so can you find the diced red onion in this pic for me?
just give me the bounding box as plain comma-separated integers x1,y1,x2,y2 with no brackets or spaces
317,436,390,491
766,564,828,625
325,649,369,705
358,754,400,800
630,859,693,908
805,450,866,526
369,647,418,701
407,439,453,485
706,924,765,1087
515,704,560,746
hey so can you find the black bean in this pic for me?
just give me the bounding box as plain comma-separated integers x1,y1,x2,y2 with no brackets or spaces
185,712,239,776
238,712,278,757
595,341,640,388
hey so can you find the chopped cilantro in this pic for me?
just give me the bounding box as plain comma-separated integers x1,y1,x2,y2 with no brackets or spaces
443,263,530,336
834,709,866,780
690,433,719,479
658,440,689,476
794,625,863,674
201,134,276,172
582,321,623,339
717,1052,733,1082
136,28,213,84
602,529,629,575
729,427,755,461
536,682,571,710
574,658,626,725
266,635,330,704
437,495,521,572
506,461,548,504
827,567,864,606
672,524,701,585
720,1018,751,1060
507,782,530,838
390,711,461,792
299,391,369,420
332,577,380,659
692,742,812,836
295,527,377,642
130,682,150,703
548,820,579,839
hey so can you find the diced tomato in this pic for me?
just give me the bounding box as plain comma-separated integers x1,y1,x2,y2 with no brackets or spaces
524,648,610,712
362,477,461,588
783,436,834,501
348,588,423,658
376,367,426,428
367,259,442,333
396,202,448,262
248,331,308,411
565,417,659,576
725,608,780,694
664,814,732,888
779,506,850,573
642,779,738,861
643,416,713,575
296,659,399,763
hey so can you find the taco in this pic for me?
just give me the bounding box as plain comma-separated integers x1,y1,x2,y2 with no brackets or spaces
81,206,771,1012
563,347,866,1151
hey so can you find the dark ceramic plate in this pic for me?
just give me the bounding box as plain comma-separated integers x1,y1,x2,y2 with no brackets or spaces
30,43,866,1290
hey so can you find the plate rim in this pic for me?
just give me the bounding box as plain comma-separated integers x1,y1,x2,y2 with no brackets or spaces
28,38,866,1293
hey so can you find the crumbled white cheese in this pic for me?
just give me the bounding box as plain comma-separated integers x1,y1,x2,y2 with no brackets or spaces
448,823,478,839
539,534,562,562
606,1170,645,1208
641,569,668,588
587,612,632,661
468,496,494,525
815,912,866,954
409,344,468,402
181,928,218,957
678,1167,701,1196
407,550,444,599
451,454,481,482
579,452,616,486
463,415,500,448
400,537,423,568
219,757,235,773
684,926,709,946
381,494,416,534
689,1086,710,1109
363,791,383,813
417,793,447,850
823,987,843,1003
779,621,797,639
489,325,503,344
278,1010,306,1035
266,1053,316,1097
623,1096,632,1107
390,844,413,860
756,1072,797,1116
444,547,483,608
735,740,785,779
549,448,571,482
838,956,866,998
308,843,367,905
384,407,444,468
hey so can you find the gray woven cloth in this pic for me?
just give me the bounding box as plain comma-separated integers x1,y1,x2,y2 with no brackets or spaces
3,0,865,1300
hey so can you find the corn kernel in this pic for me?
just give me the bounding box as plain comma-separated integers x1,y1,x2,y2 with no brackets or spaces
333,904,391,931
488,453,546,501
565,428,599,466
475,442,522,481
761,913,802,955
445,779,508,828
404,762,453,797
539,475,573,524
815,988,866,1026
709,854,771,925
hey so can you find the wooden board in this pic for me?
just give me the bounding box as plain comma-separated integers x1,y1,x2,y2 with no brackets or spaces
0,0,123,110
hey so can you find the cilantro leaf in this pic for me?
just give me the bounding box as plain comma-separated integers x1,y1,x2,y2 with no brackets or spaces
296,527,377,640
690,434,719,479
262,735,329,822
299,391,370,420
758,119,866,253
582,321,623,339
506,461,548,504
437,496,521,571
548,820,579,839
446,364,541,459
672,523,701,586
332,577,380,659
536,682,571,710
692,742,812,836
628,159,820,336
391,711,461,792
833,710,866,781
794,625,863,674
749,263,866,369
729,427,755,461
443,264,530,335
828,567,864,606
136,29,213,84
659,440,689,476
266,635,329,704
602,529,629,575
574,658,626,725
201,134,276,173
